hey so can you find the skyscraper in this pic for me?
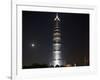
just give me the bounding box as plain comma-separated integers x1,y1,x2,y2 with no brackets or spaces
50,13,64,67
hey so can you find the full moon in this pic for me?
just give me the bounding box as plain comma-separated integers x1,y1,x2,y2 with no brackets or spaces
32,43,35,47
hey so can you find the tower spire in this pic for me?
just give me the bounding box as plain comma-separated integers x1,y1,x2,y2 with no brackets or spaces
54,13,60,21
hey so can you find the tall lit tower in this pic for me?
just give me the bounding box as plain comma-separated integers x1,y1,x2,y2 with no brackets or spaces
50,13,64,67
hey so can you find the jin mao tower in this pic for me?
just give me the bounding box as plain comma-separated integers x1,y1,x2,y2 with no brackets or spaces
50,13,64,67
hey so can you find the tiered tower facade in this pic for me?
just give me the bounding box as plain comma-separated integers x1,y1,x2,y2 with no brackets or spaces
50,13,64,67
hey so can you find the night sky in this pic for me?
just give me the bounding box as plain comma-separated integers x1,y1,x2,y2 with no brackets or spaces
22,11,89,68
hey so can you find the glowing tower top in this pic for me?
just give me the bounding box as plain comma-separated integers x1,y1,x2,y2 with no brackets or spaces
54,13,60,21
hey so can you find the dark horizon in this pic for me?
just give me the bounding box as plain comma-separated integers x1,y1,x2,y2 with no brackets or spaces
22,11,89,68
